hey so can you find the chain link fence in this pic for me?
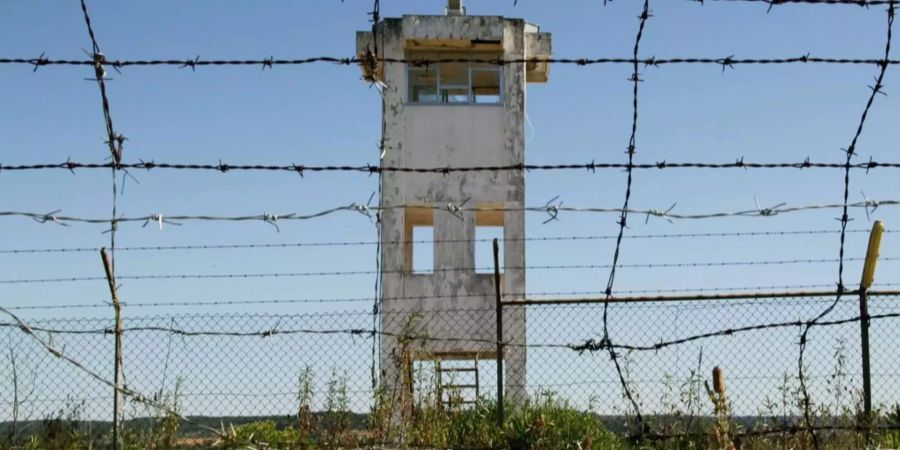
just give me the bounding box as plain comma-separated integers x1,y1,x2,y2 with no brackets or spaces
2,293,899,444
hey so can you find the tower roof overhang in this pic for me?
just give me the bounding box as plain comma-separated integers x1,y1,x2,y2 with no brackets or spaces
356,15,551,84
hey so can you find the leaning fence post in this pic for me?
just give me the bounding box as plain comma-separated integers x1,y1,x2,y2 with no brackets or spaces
859,220,883,426
493,238,504,426
100,248,124,450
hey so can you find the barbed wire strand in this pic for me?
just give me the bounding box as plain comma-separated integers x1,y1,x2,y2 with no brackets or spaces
78,1,128,445
566,309,900,353
699,0,894,5
797,3,894,448
5,301,900,353
603,0,651,438
369,0,382,396
1,228,892,255
6,158,900,174
5,55,900,70
5,256,890,285
18,283,900,310
3,197,896,228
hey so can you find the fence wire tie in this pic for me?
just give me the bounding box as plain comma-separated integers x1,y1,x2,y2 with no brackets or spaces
646,202,677,224
754,197,786,217
836,281,847,294
543,196,563,224
446,197,470,221
142,214,180,230
85,50,109,81
87,49,121,78
351,202,372,220
103,135,126,167
101,218,120,235
352,191,378,222
836,212,854,226
263,213,283,232
261,319,281,338
862,192,880,220
33,210,69,227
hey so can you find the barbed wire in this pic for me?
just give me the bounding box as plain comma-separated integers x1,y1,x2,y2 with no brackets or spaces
16,283,900,310
2,228,890,255
3,1,898,446
566,309,900,353
795,3,894,448
5,158,900,174
3,55,900,70
78,1,129,445
4,256,891,285
2,197,895,229
699,0,895,5
4,298,898,352
604,0,652,436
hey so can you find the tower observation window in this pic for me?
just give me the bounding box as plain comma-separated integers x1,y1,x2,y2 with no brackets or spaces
407,60,502,105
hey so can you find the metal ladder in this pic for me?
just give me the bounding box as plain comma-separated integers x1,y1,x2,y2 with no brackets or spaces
436,356,480,409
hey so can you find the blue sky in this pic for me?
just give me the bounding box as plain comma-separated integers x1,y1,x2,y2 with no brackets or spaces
1,0,898,319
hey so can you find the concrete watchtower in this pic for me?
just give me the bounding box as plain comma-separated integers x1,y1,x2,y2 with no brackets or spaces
357,1,551,406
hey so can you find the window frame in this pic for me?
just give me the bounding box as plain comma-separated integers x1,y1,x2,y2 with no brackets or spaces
406,61,503,106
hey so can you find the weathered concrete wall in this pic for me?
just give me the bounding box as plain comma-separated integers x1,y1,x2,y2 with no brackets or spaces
359,12,549,403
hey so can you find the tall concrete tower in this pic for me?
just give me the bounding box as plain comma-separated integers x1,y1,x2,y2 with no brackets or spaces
357,1,551,406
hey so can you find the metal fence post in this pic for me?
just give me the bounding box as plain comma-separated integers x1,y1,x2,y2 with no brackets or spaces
859,220,884,423
100,248,124,450
858,288,872,417
493,238,504,426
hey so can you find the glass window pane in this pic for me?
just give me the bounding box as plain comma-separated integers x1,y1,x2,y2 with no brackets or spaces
472,69,501,104
441,87,470,104
438,62,469,103
408,68,438,103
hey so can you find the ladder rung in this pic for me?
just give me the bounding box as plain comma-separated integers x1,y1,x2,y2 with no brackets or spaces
443,400,477,405
443,384,478,389
439,367,477,372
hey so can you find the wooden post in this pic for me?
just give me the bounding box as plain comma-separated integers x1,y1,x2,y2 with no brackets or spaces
493,238,504,426
100,248,123,450
859,220,884,423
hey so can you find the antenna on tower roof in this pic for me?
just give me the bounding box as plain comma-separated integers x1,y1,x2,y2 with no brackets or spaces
446,0,465,16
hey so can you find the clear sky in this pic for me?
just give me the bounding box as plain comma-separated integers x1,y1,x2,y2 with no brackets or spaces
1,0,900,418
2,0,897,317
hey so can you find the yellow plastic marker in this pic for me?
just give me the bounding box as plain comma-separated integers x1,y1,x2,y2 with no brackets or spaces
861,220,884,289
